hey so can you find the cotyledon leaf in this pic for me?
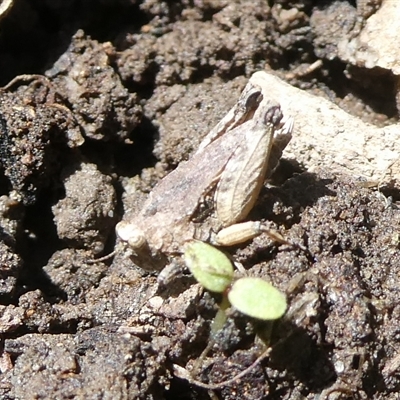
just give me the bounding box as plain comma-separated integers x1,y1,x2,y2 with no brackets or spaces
184,240,234,293
228,277,287,320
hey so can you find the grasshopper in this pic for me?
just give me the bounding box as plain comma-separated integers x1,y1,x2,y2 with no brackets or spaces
116,71,293,270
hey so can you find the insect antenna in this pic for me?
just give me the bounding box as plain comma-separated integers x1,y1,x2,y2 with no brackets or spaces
87,249,117,264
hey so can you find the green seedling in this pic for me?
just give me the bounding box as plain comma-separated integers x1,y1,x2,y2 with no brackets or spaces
183,240,287,321
181,240,287,388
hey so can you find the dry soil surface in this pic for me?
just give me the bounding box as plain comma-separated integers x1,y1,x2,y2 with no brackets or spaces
0,1,399,399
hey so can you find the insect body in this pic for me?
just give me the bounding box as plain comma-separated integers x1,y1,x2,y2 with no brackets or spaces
116,72,293,270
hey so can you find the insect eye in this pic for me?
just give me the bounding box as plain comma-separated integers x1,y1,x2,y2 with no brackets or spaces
265,105,283,126
245,90,262,110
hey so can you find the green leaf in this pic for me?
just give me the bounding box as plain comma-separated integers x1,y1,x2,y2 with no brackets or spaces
228,277,287,320
184,240,234,292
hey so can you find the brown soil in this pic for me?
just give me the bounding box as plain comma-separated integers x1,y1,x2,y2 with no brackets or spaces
0,1,398,399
